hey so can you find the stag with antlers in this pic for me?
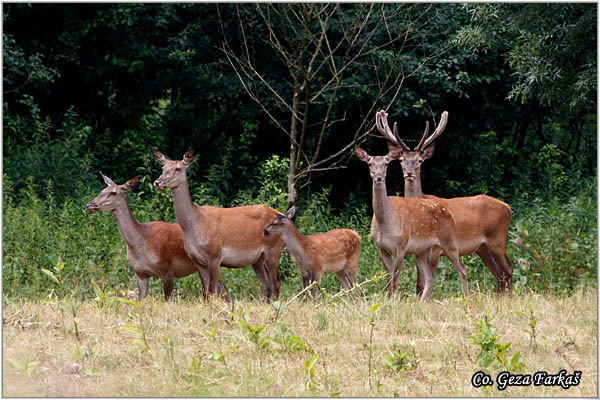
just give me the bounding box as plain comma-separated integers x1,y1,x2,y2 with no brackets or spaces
376,110,513,295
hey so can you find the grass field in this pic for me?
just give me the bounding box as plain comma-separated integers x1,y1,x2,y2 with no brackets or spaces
2,287,596,397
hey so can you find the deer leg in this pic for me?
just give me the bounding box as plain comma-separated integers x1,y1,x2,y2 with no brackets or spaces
252,258,273,301
264,252,281,300
415,252,434,303
348,270,360,298
349,254,359,285
390,250,406,296
198,266,231,302
136,274,149,300
336,270,351,290
341,270,360,298
207,260,222,298
428,245,442,285
301,270,311,289
300,271,311,302
196,266,211,300
476,244,504,293
416,268,425,297
446,251,469,297
487,243,514,295
344,255,359,296
218,281,231,302
418,246,442,296
310,270,322,300
503,253,514,294
377,248,395,296
162,273,174,301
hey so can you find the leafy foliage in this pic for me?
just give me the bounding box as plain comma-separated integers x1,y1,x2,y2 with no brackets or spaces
469,313,524,372
382,344,420,372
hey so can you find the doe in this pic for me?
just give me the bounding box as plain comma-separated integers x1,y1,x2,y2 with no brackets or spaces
153,147,285,301
86,173,229,301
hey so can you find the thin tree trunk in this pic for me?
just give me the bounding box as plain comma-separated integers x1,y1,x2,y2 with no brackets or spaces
287,82,301,211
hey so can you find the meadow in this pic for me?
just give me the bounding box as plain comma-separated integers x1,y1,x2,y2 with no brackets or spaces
3,289,596,397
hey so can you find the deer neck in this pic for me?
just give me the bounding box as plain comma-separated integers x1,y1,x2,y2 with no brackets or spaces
170,178,200,233
372,180,397,229
404,175,424,198
111,199,144,248
280,223,307,261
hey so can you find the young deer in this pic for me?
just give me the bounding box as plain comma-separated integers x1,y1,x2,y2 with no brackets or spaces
153,147,285,301
355,146,469,302
376,110,513,295
263,206,362,299
86,173,229,301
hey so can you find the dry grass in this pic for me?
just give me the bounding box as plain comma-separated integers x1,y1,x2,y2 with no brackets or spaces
2,288,597,397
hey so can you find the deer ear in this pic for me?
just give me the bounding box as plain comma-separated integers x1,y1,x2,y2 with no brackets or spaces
152,148,172,166
355,146,371,162
388,146,403,160
182,147,195,166
285,206,296,219
123,176,142,191
421,143,435,160
100,171,117,186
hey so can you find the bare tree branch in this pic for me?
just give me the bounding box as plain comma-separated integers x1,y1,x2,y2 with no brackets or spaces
219,3,454,207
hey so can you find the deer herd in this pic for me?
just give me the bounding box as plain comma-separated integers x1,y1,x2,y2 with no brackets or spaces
87,110,513,303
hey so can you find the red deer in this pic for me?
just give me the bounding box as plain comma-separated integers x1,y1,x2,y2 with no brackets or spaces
355,146,469,302
86,173,229,301
152,148,285,301
263,206,361,299
376,110,513,294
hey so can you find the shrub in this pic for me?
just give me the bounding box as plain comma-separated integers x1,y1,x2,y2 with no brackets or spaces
508,176,597,294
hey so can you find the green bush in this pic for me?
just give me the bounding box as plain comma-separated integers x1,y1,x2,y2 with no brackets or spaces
3,183,126,299
4,106,95,201
507,176,597,294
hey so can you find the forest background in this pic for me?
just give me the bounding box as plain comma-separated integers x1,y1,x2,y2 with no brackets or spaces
3,3,597,300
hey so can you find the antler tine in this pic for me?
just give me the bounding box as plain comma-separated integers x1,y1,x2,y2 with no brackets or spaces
375,111,396,144
376,110,410,150
419,111,449,151
415,121,429,151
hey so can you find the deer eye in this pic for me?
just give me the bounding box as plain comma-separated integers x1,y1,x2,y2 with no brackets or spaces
175,167,182,172
110,191,117,196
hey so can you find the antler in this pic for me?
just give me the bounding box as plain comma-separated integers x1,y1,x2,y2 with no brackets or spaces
416,111,448,151
375,110,410,151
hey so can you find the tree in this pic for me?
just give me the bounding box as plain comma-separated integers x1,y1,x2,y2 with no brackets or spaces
455,3,596,154
220,3,456,209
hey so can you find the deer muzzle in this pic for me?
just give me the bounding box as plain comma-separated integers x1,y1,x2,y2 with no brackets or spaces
154,179,166,189
86,202,98,212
